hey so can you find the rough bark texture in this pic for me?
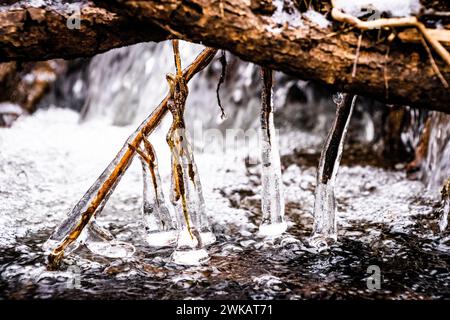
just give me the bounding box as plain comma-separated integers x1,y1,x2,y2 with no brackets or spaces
0,0,169,61
0,0,449,112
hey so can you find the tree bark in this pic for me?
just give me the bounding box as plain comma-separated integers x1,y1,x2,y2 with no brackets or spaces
0,0,449,112
0,0,169,61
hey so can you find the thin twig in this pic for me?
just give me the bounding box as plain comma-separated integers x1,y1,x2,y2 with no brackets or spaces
330,5,450,66
219,0,224,17
352,32,363,78
416,22,450,67
216,50,227,119
419,34,449,88
172,40,182,77
322,26,355,39
384,46,390,99
47,47,218,269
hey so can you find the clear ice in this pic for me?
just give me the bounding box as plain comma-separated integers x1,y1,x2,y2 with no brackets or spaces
166,41,215,265
44,102,168,266
310,93,357,250
440,197,450,232
258,67,287,237
133,138,178,247
44,137,138,263
439,181,450,232
43,46,218,268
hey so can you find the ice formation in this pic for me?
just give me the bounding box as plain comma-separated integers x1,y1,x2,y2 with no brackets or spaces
258,68,287,237
166,42,215,265
42,46,218,269
439,181,450,232
310,93,357,250
132,138,178,247
44,133,141,265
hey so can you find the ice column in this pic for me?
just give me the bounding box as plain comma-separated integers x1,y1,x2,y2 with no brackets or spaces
132,138,178,246
310,93,357,249
258,67,287,237
439,180,450,232
44,46,218,269
44,138,139,266
167,40,215,265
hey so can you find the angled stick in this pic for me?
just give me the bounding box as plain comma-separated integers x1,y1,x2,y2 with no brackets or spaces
47,47,217,269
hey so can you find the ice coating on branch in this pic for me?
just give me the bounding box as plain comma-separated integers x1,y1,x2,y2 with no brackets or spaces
440,197,450,232
165,48,215,265
439,181,450,232
333,0,421,18
44,141,132,251
137,139,177,247
422,112,450,194
258,68,287,237
310,93,356,250
44,108,161,265
168,125,215,265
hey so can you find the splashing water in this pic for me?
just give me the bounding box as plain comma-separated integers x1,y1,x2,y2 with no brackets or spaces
421,112,450,195
83,42,203,126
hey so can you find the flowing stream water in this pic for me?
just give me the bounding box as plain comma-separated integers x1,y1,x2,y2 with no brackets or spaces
0,41,449,299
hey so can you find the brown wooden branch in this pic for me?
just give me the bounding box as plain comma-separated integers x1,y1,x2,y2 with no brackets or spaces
0,0,449,112
0,0,169,61
94,0,450,113
47,47,217,270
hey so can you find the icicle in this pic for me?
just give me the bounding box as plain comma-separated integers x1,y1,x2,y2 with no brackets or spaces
43,47,218,269
439,180,450,232
84,220,136,259
310,93,357,250
258,67,287,237
130,138,178,247
166,40,215,265
44,140,138,266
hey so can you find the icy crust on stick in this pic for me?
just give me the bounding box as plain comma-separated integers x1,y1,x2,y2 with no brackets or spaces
258,68,287,238
333,0,422,18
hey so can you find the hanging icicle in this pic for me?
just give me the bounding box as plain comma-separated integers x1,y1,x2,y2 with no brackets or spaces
310,93,357,250
439,179,450,232
44,47,218,270
166,40,215,265
258,67,287,237
129,138,178,247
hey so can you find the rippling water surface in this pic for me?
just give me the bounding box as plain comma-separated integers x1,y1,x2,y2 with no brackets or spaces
1,107,449,300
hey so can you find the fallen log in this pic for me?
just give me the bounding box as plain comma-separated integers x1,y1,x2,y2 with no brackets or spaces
0,0,449,112
0,0,169,61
